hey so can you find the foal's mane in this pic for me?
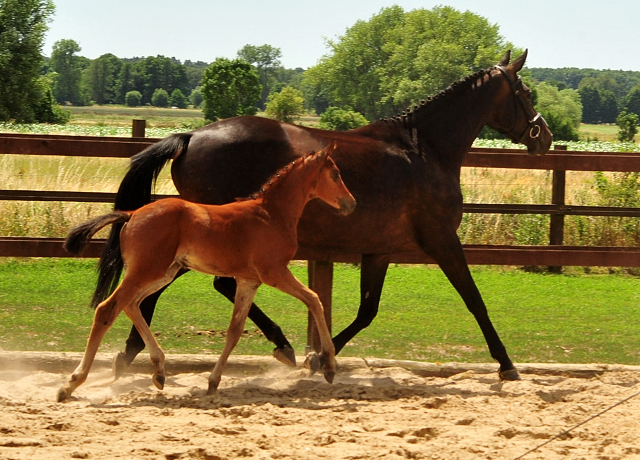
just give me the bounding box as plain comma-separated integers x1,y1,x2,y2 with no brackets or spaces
379,66,493,125
236,150,320,202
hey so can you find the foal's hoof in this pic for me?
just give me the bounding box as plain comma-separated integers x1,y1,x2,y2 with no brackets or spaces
112,352,129,381
152,373,165,390
499,367,521,381
323,369,335,384
273,345,297,368
303,352,322,375
206,381,219,396
56,387,70,402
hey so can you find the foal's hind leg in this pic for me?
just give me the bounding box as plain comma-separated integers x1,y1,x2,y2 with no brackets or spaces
207,279,261,394
113,268,189,380
57,287,136,401
214,276,296,367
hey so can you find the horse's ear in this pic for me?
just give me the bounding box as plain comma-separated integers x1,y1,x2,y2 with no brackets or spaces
509,49,528,73
498,50,511,67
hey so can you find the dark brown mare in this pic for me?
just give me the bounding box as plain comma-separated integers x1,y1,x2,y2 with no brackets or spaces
94,50,552,381
57,142,355,401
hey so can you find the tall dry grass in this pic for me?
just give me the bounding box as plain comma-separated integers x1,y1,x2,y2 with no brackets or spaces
0,154,176,238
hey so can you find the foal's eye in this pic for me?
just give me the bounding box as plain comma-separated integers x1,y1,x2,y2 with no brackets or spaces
332,170,340,181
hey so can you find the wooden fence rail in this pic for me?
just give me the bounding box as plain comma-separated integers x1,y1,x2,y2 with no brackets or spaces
2,128,640,347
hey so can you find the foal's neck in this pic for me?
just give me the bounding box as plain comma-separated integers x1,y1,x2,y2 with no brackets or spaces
257,161,318,222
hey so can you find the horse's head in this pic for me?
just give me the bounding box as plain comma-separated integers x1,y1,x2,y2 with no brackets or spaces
311,140,356,216
488,50,553,155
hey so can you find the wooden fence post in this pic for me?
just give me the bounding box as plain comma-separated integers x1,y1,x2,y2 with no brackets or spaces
306,260,333,353
132,119,146,138
548,144,567,273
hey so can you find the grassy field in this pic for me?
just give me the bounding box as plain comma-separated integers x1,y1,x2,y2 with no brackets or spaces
0,258,639,365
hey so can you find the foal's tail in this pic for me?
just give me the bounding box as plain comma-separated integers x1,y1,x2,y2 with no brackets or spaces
92,132,192,309
64,211,131,256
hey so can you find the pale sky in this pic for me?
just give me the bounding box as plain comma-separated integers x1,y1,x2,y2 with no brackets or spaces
43,0,640,71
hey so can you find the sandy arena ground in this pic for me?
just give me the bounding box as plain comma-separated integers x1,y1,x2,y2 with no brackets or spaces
1,352,639,460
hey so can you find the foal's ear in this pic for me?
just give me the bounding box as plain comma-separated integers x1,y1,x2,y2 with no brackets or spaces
498,50,511,67
320,139,338,159
509,49,528,73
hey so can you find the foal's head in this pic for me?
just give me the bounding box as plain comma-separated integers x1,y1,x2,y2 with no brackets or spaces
307,141,356,216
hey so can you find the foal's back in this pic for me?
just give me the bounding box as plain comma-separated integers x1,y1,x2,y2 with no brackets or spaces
119,197,291,281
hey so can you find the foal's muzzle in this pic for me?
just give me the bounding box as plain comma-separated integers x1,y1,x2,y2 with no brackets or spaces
338,197,357,216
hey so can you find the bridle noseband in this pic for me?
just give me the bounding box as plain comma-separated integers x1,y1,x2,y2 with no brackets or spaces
494,65,546,143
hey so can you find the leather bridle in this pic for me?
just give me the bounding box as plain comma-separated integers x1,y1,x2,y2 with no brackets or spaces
494,65,547,143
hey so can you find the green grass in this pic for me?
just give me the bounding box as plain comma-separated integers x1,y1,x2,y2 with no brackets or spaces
1,259,638,365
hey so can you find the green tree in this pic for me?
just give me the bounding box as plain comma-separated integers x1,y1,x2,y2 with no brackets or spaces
190,86,203,108
201,58,261,122
125,90,142,107
319,107,368,130
151,88,169,107
115,62,134,104
169,88,188,108
85,53,122,104
622,85,640,118
0,0,58,122
305,6,514,120
134,55,189,104
535,82,582,141
50,39,86,105
264,86,304,123
617,111,639,142
237,44,282,110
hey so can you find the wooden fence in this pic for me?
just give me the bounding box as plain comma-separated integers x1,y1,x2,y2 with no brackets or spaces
2,125,640,346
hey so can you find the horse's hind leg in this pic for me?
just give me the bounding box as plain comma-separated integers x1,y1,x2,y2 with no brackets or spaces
207,279,260,394
213,276,296,367
113,268,189,380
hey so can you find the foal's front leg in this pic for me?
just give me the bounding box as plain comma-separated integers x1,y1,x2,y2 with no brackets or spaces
207,279,261,395
267,268,336,384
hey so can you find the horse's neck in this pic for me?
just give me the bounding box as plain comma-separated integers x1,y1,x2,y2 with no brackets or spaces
410,74,500,168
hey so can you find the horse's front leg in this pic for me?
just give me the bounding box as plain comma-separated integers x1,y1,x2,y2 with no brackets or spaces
213,276,296,367
57,296,124,401
207,279,261,394
266,269,336,384
113,268,189,380
426,233,520,380
332,253,390,354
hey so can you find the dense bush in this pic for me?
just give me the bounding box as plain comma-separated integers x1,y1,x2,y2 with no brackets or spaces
125,91,142,107
264,87,304,123
319,107,368,131
151,88,169,108
169,89,188,109
617,111,639,142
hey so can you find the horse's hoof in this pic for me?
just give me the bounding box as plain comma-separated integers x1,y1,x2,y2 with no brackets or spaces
56,387,69,402
303,352,321,375
499,367,521,381
273,345,296,368
152,374,165,390
323,369,335,384
112,352,129,381
206,382,218,396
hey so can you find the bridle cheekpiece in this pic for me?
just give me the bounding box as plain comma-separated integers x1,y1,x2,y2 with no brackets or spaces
494,65,546,143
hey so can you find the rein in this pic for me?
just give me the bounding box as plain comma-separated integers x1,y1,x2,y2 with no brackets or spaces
494,65,546,143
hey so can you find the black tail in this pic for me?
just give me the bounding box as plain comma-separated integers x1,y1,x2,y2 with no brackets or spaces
91,132,192,309
64,211,131,256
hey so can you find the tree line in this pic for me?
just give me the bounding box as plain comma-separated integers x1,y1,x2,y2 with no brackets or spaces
2,2,639,141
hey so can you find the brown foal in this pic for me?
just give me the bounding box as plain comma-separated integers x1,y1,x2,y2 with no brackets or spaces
57,141,355,401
